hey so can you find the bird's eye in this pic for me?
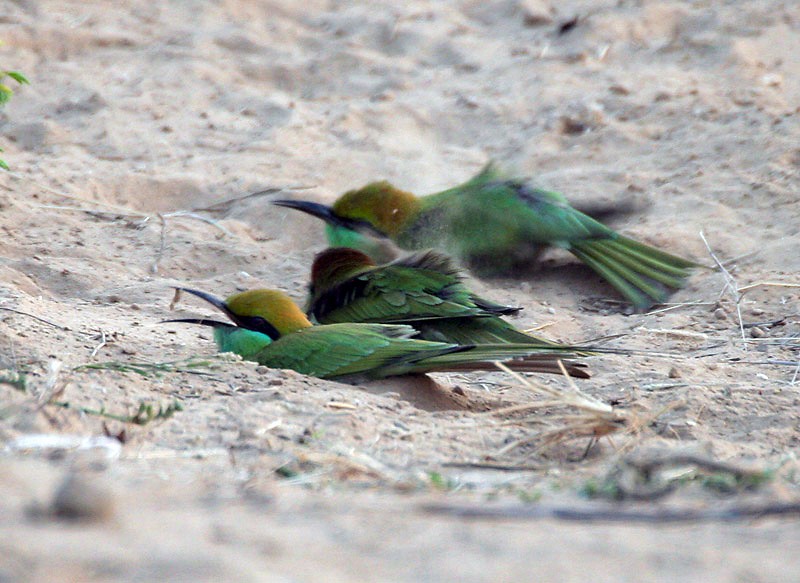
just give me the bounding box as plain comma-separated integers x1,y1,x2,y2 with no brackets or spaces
249,317,273,335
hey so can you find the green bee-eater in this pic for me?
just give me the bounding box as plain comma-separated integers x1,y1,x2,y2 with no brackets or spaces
167,287,590,380
306,246,567,348
274,163,699,311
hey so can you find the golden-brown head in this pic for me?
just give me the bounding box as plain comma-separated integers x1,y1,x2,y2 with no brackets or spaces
225,289,312,336
331,181,420,237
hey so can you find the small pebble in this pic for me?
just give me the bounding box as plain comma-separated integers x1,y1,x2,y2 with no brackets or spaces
750,326,766,338
668,366,681,379
520,0,554,26
713,308,727,320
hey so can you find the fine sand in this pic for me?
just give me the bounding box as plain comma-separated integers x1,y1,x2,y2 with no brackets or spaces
1,1,799,581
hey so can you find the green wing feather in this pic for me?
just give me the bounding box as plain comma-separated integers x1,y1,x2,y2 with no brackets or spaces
309,250,566,346
309,250,516,324
412,317,560,347
247,323,589,380
249,323,459,379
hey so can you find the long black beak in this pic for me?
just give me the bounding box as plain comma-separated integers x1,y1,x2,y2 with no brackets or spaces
173,287,282,340
274,199,390,240
161,317,234,329
273,199,339,225
174,287,244,328
176,287,229,312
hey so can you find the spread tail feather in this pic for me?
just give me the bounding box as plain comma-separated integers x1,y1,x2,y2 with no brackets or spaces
405,344,591,378
570,235,698,311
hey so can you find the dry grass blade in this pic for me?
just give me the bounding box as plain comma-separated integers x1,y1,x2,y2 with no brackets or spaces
637,327,709,341
644,301,717,316
7,171,149,216
489,361,628,456
0,305,85,334
190,184,315,215
737,281,800,293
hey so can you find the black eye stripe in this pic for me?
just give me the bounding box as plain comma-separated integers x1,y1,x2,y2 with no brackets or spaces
233,315,282,341
337,216,389,238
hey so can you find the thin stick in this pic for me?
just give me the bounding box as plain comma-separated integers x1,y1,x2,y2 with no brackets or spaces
162,211,234,237
740,360,800,367
719,250,759,268
699,231,746,345
0,306,73,332
441,461,544,472
638,327,709,340
737,281,800,293
31,203,148,218
644,301,715,316
90,330,107,358
151,213,168,274
191,185,315,214
6,171,148,216
420,501,800,523
525,322,555,333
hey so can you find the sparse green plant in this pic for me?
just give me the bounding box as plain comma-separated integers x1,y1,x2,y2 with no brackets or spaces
74,357,220,378
0,369,27,391
581,455,776,501
428,471,459,491
275,465,299,479
0,59,29,170
52,398,184,425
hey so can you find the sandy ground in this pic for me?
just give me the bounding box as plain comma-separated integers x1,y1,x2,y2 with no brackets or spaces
1,1,799,581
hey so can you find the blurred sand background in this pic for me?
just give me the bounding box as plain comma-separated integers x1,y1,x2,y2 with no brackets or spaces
1,1,799,581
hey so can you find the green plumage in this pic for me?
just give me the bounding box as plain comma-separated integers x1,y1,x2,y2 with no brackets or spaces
215,321,474,379
307,247,561,348
169,287,591,380
277,164,699,311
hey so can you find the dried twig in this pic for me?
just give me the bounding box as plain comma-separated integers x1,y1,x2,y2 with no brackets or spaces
644,301,716,315
637,327,709,341
191,185,314,215
31,203,147,219
0,306,71,331
151,213,168,274
441,461,544,472
420,501,800,523
90,330,107,358
699,231,746,345
161,210,234,237
6,171,148,216
737,281,800,293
